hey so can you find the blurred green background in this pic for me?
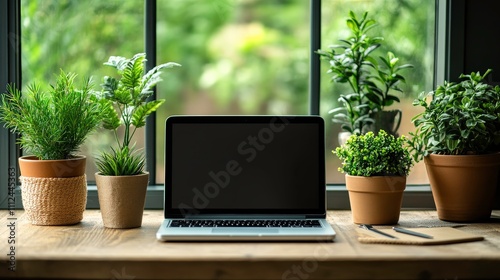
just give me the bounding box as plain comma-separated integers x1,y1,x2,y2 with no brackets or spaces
20,0,434,184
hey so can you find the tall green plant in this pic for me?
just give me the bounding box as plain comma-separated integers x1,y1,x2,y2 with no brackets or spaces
409,69,500,162
95,53,180,176
317,11,412,134
0,71,102,160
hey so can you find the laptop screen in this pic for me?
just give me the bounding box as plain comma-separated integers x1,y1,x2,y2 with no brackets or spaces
164,116,326,218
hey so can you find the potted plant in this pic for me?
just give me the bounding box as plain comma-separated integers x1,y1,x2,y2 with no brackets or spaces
317,11,412,142
335,130,413,224
0,71,103,225
409,69,500,222
94,53,180,229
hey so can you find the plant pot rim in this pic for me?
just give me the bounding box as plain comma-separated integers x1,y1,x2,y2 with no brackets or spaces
19,155,86,162
95,172,149,179
345,174,406,193
425,152,500,159
424,152,500,167
19,155,86,178
345,174,407,179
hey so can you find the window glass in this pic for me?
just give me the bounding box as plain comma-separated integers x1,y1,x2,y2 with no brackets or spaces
21,0,144,181
19,0,434,186
156,0,311,183
320,0,435,184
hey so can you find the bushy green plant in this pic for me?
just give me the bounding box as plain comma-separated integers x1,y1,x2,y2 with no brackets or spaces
409,69,500,162
94,53,180,176
0,71,102,160
334,130,413,176
317,11,412,134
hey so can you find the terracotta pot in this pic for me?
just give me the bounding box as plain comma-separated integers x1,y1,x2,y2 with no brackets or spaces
95,172,149,229
19,155,86,178
18,155,87,225
424,153,500,222
346,175,406,225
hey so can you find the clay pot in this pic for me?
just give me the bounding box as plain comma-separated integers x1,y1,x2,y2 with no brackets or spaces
95,172,149,229
18,155,87,225
18,155,86,178
346,175,406,225
424,153,500,222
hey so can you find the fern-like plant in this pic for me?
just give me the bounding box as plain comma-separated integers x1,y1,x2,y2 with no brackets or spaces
0,71,103,160
95,53,180,176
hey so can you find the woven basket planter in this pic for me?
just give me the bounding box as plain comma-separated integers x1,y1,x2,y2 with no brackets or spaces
18,156,87,226
20,175,87,225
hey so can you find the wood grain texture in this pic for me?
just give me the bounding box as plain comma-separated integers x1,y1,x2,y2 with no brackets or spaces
1,210,499,279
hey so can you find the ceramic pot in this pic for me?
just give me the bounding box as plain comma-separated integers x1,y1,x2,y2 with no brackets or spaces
365,109,402,136
424,153,500,222
346,175,406,225
18,155,87,225
95,172,149,229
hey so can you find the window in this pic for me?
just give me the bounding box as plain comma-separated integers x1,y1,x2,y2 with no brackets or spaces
20,0,145,182
319,0,436,185
2,0,444,210
155,0,311,183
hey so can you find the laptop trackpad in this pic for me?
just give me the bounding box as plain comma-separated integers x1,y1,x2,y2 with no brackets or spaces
212,228,279,234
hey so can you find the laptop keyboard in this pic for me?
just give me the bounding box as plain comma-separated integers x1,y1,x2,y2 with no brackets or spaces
169,219,322,228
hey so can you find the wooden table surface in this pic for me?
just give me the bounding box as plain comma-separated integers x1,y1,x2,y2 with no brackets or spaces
1,210,499,280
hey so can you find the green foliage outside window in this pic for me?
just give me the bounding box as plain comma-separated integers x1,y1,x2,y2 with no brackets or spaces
19,0,435,184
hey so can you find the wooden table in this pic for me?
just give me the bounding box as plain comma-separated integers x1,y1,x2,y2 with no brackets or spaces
1,210,499,279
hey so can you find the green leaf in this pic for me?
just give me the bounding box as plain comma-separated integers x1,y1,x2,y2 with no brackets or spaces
121,53,146,91
104,55,129,71
131,99,165,128
100,99,121,130
96,146,145,176
139,62,181,101
101,76,119,98
386,95,401,103
113,88,133,105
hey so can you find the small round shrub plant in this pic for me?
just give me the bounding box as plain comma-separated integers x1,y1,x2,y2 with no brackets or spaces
334,130,413,177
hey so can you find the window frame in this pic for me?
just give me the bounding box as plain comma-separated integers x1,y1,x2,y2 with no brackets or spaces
1,0,445,210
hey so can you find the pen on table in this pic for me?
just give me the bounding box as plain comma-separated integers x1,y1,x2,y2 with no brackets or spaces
359,224,397,239
392,227,433,239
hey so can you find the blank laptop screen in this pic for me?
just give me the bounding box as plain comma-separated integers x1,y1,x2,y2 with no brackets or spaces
164,116,326,217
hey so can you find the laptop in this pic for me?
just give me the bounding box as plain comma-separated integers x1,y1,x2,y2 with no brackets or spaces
156,115,336,241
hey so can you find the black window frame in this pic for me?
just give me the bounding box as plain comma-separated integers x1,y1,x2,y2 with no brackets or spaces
1,0,453,210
